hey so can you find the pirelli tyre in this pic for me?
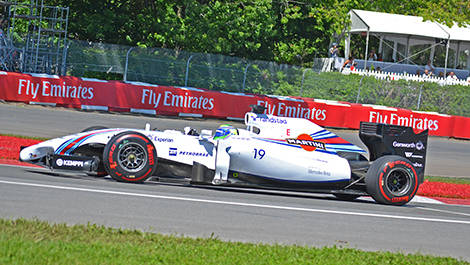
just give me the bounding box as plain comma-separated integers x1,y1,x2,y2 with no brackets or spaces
365,155,419,206
103,131,157,183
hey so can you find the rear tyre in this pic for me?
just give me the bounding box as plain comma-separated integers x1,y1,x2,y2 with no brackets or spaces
103,131,157,183
365,155,418,206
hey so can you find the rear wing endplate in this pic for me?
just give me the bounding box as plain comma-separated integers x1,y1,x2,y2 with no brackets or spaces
359,122,428,181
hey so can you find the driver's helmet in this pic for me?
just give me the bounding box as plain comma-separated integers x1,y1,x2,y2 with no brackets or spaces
213,124,238,140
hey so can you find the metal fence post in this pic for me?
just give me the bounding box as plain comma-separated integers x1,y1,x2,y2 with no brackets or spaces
123,46,136,82
61,40,68,75
300,68,310,97
184,55,194,87
356,75,366,103
242,63,251,92
417,84,423,110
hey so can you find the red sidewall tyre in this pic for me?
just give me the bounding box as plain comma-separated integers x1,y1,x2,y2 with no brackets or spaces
103,131,157,183
366,155,419,206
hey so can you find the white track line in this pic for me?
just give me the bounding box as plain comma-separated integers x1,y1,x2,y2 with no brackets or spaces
1,179,469,225
416,206,470,217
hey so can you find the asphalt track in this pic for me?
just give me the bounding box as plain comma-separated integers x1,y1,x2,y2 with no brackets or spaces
1,102,470,261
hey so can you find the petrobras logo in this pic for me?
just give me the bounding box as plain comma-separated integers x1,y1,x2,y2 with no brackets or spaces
56,158,84,167
169,147,178,156
286,134,326,151
179,151,210,157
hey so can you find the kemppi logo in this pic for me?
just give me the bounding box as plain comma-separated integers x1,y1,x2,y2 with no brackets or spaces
56,158,84,167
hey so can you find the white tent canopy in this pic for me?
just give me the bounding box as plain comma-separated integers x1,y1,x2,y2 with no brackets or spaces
346,9,470,74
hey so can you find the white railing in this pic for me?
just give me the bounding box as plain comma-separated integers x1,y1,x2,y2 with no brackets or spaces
343,68,470,86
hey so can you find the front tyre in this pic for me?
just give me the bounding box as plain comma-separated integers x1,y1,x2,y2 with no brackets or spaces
365,155,419,206
103,131,157,183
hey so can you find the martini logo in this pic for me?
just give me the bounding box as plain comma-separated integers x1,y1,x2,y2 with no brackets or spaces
286,134,326,151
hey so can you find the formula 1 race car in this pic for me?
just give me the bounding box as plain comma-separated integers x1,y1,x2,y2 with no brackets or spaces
19,106,428,206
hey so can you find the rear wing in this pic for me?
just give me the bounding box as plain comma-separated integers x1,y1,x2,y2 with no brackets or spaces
359,122,428,182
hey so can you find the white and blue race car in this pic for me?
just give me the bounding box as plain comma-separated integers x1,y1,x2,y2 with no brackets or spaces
20,106,428,205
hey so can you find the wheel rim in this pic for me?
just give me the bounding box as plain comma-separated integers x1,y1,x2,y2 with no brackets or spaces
117,142,147,172
385,168,412,196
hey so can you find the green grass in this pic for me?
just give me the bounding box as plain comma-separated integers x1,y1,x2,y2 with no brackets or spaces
0,133,50,141
425,176,470,185
0,218,468,265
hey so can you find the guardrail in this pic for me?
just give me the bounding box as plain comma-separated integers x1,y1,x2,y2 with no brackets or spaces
1,71,469,140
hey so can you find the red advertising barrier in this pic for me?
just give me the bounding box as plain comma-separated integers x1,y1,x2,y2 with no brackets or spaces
1,71,469,139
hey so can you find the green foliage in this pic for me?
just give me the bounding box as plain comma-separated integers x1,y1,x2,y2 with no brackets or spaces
1,218,468,265
46,0,469,65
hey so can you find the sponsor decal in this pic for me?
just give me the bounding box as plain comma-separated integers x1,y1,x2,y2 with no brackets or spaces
169,147,178,156
369,111,438,131
391,196,409,202
393,141,426,151
168,148,209,157
307,167,331,176
286,134,326,151
413,162,423,168
256,100,327,121
55,158,84,167
415,141,425,151
148,135,174,143
393,141,416,149
18,79,94,100
141,89,214,110
178,151,210,157
147,145,155,165
251,115,287,124
313,158,329,164
404,152,424,159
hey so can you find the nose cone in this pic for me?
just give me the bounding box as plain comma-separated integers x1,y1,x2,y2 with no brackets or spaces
19,146,54,162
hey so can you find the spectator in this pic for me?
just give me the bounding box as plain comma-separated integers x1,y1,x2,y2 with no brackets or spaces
329,43,339,58
326,42,339,71
368,49,377,61
425,60,435,74
377,53,383,61
447,71,458,80
438,71,445,78
422,69,432,77
342,56,355,71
